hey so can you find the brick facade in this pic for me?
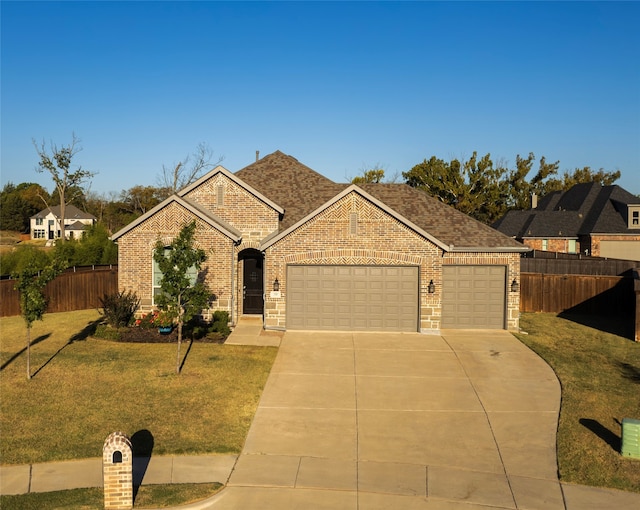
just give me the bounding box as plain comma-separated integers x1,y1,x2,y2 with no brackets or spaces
263,192,521,332
117,201,235,317
523,238,581,254
115,155,525,332
183,172,279,242
102,432,133,510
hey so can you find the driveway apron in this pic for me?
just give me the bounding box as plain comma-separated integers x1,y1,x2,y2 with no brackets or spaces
197,330,635,510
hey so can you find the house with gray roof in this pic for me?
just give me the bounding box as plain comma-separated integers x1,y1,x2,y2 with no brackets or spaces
112,151,529,333
493,182,640,261
30,204,96,241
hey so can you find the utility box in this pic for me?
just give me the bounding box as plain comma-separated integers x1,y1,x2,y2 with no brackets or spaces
621,418,640,459
103,431,133,509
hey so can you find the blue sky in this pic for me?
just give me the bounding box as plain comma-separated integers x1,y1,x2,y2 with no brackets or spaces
2,1,639,197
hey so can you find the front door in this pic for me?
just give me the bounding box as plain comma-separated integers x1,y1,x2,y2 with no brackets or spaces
243,256,264,314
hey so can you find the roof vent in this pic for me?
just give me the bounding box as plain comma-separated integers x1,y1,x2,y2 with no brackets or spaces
256,150,260,162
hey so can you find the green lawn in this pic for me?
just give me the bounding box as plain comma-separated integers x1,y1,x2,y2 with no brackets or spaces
515,312,640,493
0,309,277,465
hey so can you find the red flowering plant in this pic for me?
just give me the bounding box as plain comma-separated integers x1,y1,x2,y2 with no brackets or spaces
135,310,176,329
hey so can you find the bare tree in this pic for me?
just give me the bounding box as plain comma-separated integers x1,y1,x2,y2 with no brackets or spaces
157,142,223,198
33,134,95,241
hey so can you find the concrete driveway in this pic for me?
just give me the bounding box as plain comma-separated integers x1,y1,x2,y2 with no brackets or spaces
192,329,640,510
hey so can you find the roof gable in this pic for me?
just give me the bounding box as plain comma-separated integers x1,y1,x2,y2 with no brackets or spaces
111,194,241,242
178,165,284,214
262,184,527,252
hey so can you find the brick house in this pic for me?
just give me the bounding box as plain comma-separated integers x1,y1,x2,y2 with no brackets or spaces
30,204,96,240
493,182,640,261
112,151,529,333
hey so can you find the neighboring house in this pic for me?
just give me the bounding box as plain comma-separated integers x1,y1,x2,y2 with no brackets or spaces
493,182,640,261
112,151,529,333
30,205,96,241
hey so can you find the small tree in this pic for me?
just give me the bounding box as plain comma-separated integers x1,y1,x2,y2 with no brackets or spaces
153,221,209,374
13,256,66,379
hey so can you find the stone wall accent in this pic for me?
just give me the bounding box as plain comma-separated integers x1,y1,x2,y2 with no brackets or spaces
443,252,521,331
117,202,235,317
183,172,279,242
103,432,133,510
264,192,443,332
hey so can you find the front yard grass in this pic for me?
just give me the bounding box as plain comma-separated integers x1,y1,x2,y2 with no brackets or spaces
0,309,277,465
515,312,640,493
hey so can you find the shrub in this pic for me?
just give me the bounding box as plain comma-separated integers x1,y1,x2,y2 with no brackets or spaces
99,290,140,328
211,311,231,337
93,324,123,340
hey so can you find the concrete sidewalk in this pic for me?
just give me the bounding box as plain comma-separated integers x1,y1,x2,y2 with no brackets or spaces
0,455,237,496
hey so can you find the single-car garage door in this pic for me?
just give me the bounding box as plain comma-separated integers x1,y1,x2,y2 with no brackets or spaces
442,266,506,329
287,265,419,331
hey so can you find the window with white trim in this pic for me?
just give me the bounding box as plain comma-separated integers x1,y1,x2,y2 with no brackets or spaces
152,247,198,304
541,239,548,251
568,239,577,253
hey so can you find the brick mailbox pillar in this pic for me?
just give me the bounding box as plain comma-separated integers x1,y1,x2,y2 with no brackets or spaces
103,431,133,510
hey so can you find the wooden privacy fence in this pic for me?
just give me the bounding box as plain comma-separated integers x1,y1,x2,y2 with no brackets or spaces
520,272,635,317
0,266,118,318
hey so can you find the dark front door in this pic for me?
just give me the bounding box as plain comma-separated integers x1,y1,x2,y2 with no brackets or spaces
243,256,264,314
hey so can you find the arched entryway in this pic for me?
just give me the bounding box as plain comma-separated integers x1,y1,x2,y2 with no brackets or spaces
239,248,264,315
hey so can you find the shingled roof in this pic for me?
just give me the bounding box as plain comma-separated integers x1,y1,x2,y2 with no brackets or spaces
31,204,96,221
235,151,346,230
493,182,640,238
236,151,526,251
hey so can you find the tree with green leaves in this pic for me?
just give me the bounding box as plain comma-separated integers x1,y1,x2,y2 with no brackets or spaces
153,221,210,374
404,151,622,224
13,255,66,379
33,134,95,241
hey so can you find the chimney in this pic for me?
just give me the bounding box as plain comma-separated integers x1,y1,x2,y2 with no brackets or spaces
531,193,538,209
256,150,260,162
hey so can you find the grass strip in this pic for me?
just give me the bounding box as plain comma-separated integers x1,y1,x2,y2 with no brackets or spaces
0,482,222,509
515,312,640,493
1,310,277,464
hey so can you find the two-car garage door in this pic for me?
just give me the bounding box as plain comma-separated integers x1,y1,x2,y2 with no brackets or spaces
287,265,419,331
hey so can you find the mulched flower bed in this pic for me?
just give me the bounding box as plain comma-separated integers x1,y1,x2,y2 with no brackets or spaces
117,327,226,344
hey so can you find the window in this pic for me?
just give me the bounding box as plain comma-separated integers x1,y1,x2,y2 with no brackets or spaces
152,247,198,304
629,206,640,229
35,218,43,226
568,240,577,253
33,229,45,239
541,239,548,251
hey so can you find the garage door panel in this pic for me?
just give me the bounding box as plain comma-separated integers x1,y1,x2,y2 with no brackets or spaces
287,265,418,331
442,265,506,329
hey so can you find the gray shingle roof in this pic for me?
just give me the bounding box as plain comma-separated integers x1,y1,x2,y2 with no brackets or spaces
236,151,526,250
493,182,639,238
31,204,96,221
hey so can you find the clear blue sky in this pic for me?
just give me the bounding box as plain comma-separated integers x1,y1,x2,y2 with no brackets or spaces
2,1,639,197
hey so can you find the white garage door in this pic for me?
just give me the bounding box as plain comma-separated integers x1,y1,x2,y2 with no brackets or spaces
287,265,419,331
442,266,506,329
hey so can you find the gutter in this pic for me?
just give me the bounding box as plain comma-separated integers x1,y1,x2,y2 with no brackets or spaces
447,246,531,253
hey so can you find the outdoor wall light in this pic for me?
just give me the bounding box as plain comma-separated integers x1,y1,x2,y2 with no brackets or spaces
427,279,435,294
273,278,280,292
511,279,519,292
